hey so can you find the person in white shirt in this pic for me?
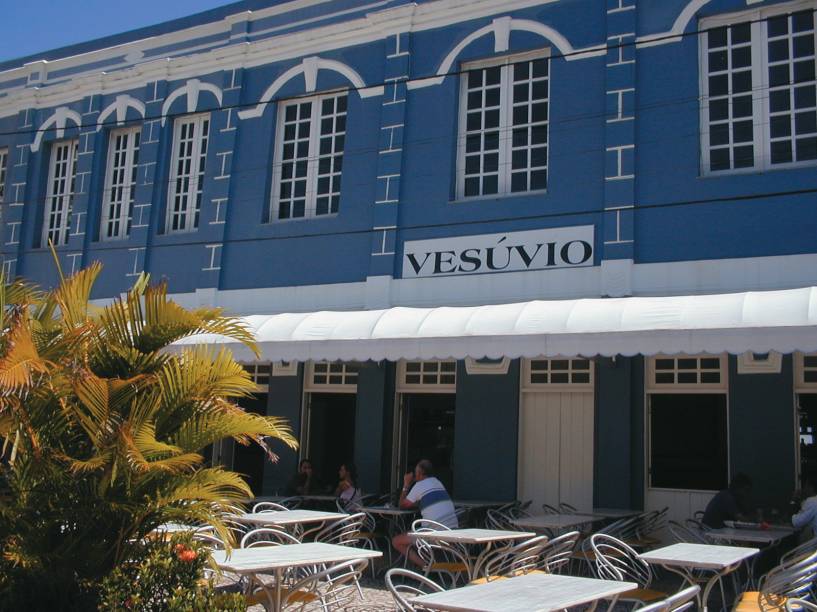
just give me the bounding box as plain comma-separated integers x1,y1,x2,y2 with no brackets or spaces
392,459,458,567
792,473,817,536
335,463,362,509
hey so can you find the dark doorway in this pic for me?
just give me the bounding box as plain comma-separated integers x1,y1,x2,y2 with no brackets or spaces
401,394,457,494
232,393,269,495
308,393,357,491
799,394,817,478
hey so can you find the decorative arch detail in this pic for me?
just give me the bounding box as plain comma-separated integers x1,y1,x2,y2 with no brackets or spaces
637,0,713,47
238,56,384,120
95,95,146,131
31,107,83,152
160,79,223,125
408,16,606,90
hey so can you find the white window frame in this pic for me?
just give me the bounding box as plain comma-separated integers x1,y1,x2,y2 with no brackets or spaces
102,127,141,240
240,362,272,393
270,90,348,221
396,360,457,393
700,0,817,175
521,357,594,391
42,139,78,247
795,352,817,391
304,361,359,393
166,113,209,234
0,147,8,203
646,354,728,392
456,48,551,200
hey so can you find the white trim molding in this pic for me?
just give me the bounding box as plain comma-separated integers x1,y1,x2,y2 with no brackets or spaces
409,16,606,90
160,79,223,125
464,356,511,375
238,56,382,120
30,107,83,152
95,95,146,130
736,351,783,374
637,0,713,47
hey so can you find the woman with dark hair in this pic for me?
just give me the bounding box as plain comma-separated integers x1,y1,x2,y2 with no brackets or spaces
335,462,362,507
286,458,319,496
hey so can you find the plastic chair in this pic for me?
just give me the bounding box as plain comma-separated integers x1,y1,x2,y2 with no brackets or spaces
386,568,445,612
636,585,701,612
591,533,667,606
240,527,301,548
253,501,289,513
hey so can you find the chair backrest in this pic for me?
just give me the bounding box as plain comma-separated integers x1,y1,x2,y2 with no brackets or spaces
559,503,578,514
454,506,470,528
787,599,817,611
192,532,226,550
591,533,653,587
782,537,817,566
668,520,710,544
277,496,302,509
485,508,514,530
540,530,580,574
386,568,445,612
480,535,550,581
636,585,701,612
253,501,289,513
240,527,301,548
286,558,368,610
542,504,560,515
759,550,817,608
314,512,366,547
411,518,451,532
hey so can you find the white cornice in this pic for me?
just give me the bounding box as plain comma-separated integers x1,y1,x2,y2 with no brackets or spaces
0,0,601,119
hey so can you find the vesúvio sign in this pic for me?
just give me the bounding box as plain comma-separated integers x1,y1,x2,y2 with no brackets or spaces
402,225,594,278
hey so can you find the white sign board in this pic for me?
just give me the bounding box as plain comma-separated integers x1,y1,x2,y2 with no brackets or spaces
402,225,594,278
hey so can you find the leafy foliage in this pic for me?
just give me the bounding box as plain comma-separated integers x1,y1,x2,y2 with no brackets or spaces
98,534,245,611
0,264,296,608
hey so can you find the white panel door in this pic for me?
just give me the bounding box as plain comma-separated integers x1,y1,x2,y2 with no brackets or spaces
518,391,594,512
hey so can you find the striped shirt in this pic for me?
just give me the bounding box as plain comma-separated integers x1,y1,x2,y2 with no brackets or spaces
406,477,458,528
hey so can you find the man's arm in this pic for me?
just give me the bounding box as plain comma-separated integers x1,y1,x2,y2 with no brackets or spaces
793,498,817,530
399,472,418,509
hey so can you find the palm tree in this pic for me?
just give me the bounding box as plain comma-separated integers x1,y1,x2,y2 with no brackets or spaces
0,262,296,606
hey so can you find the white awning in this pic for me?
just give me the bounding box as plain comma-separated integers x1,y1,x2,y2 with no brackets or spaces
177,287,817,361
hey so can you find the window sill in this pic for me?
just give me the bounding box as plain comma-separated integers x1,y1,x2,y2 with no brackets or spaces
700,160,817,179
266,212,340,225
449,189,548,205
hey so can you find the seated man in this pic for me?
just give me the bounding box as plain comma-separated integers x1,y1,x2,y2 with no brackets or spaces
792,472,817,536
702,472,753,529
392,459,458,567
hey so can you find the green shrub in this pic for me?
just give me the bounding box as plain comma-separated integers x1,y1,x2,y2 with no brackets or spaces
98,534,245,612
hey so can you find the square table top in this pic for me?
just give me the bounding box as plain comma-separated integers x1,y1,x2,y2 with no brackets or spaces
410,572,637,612
212,542,381,574
706,527,794,545
228,509,345,526
364,505,416,516
453,500,508,509
592,508,641,519
408,528,536,544
640,543,759,570
512,514,599,530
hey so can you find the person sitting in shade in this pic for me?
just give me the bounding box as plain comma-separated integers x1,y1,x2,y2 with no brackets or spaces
702,472,753,528
335,462,363,509
286,458,319,496
792,472,817,536
392,459,458,567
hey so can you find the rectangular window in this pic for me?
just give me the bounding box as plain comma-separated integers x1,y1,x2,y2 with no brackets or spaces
102,127,140,240
702,5,817,173
402,361,456,387
0,148,7,203
524,358,593,388
271,92,347,220
43,139,78,246
167,113,209,233
458,50,550,198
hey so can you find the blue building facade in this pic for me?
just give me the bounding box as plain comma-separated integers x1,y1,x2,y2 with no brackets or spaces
1,0,816,522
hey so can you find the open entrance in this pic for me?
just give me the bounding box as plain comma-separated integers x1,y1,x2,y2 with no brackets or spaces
394,360,457,494
795,353,817,480
306,393,357,489
232,393,269,495
302,362,360,491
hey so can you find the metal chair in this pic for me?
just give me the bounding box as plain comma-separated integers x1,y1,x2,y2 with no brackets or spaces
386,568,445,612
787,599,817,611
540,530,580,574
241,527,301,548
277,496,303,509
668,520,711,544
782,537,817,565
473,535,549,583
412,519,470,588
253,501,289,513
485,508,514,530
591,533,667,606
558,502,579,514
636,585,701,612
412,518,452,532
735,551,817,612
192,531,227,550
314,512,367,547
542,504,561,515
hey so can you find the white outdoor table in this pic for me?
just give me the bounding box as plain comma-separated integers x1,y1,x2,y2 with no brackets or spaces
512,514,598,531
640,543,759,611
592,508,641,519
365,505,416,517
706,527,794,545
453,500,508,509
212,542,381,612
228,509,345,527
408,528,536,579
410,572,637,612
